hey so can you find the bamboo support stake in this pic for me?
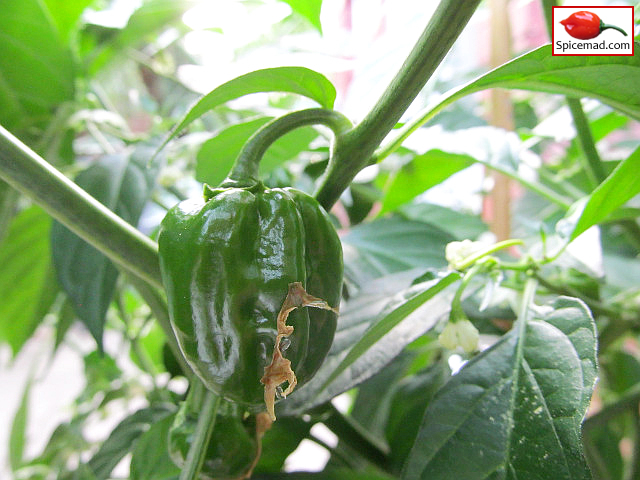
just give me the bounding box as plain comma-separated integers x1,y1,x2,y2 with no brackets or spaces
485,0,514,241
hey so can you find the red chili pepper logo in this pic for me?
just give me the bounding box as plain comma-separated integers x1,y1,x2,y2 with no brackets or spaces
560,11,628,40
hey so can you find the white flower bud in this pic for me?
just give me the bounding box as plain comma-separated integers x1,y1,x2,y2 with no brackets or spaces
445,240,485,270
438,318,479,353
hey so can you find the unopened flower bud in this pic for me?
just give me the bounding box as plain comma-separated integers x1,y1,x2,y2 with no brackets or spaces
438,318,479,353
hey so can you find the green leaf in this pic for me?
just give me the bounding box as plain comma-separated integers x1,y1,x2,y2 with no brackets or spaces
385,362,450,473
542,297,598,414
399,203,487,240
322,272,460,389
402,297,596,480
451,44,640,121
158,67,336,154
568,146,640,241
196,117,272,186
43,0,94,41
9,379,31,472
278,0,323,32
196,117,320,186
130,414,180,480
51,153,155,348
279,270,456,416
0,0,75,138
255,417,312,474
0,206,55,354
87,405,175,479
342,215,454,284
380,150,474,213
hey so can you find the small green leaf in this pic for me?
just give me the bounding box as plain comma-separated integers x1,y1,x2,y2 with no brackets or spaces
279,270,456,416
380,150,474,213
9,379,31,472
196,117,320,186
158,67,336,154
43,0,94,40
322,272,460,389
0,206,54,354
0,0,75,138
51,152,155,348
278,0,323,32
402,297,597,480
87,405,175,479
569,146,640,241
196,117,272,186
130,414,180,480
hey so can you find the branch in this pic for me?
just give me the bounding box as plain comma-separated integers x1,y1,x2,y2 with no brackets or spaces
314,0,483,210
0,125,162,290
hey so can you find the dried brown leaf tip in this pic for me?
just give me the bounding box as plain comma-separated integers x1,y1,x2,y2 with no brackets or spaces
260,282,339,421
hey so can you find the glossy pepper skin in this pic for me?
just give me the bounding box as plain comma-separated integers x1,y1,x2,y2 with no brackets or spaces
168,384,259,480
560,11,627,40
158,182,342,410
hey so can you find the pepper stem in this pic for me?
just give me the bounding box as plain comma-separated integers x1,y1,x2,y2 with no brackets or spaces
179,385,221,480
600,22,627,36
221,108,352,188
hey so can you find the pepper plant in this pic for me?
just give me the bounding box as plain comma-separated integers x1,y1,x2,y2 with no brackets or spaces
1,0,639,479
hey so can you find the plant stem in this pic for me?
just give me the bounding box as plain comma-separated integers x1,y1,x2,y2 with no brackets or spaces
179,389,221,480
222,108,352,188
566,99,607,188
314,0,483,210
0,125,162,290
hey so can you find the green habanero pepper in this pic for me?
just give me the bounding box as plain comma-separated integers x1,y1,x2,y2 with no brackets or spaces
158,113,343,419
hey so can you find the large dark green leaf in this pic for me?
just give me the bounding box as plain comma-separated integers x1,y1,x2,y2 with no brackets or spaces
279,270,456,416
0,0,75,138
402,297,596,480
51,152,155,348
158,67,336,154
0,206,56,354
380,150,474,213
87,404,175,479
